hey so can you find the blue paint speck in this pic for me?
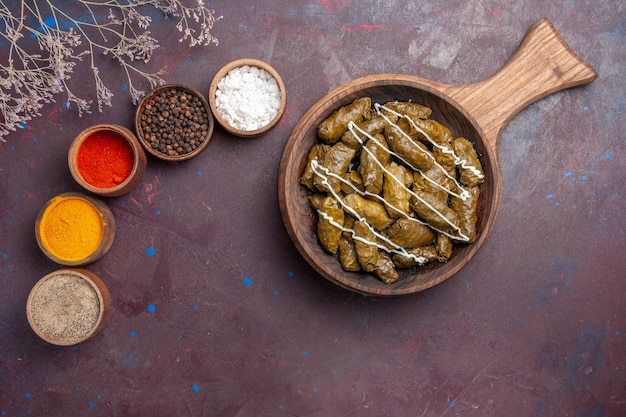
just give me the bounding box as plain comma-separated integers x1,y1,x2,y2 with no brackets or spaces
2,411,7,416
273,290,279,296
43,17,56,27
193,305,198,310
155,210,161,216
313,387,318,393
89,401,96,408
122,83,128,91
583,106,589,112
449,401,456,408
197,171,202,176
604,154,613,161
18,122,27,129
146,246,156,256
25,393,32,398
130,330,136,337
33,137,37,143
147,304,156,313
581,175,588,181
192,384,200,393
238,23,243,28
547,194,555,201
75,387,80,391
242,277,252,287
288,271,294,277
565,171,573,178
302,350,308,356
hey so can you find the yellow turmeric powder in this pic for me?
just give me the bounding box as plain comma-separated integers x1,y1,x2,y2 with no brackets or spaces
38,195,105,262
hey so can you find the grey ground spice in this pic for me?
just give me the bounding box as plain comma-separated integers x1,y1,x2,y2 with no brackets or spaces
30,273,100,343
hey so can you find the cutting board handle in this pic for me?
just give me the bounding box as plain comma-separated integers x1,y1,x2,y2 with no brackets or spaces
442,18,597,151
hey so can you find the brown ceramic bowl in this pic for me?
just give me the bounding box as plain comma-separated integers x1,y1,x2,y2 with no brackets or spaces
26,268,111,346
208,58,286,137
68,124,147,197
35,192,116,266
135,84,214,161
279,77,497,296
278,19,596,296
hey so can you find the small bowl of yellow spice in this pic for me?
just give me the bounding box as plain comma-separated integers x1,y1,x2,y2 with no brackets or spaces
35,192,115,266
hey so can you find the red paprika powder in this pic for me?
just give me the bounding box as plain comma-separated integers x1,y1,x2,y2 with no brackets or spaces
77,130,134,189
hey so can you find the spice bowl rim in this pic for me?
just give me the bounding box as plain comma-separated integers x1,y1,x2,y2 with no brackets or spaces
26,268,111,346
35,192,116,266
68,123,147,197
135,83,214,161
208,58,287,138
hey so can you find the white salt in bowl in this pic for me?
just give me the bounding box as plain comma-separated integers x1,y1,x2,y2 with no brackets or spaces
209,58,286,137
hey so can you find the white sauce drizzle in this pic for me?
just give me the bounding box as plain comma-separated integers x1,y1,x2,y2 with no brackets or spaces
346,122,470,242
308,101,480,265
372,107,471,201
376,103,484,180
311,161,429,264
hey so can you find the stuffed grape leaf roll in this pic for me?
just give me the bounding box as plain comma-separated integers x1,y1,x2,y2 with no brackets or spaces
386,218,436,249
317,196,344,254
453,137,485,187
313,142,356,193
450,185,480,243
318,97,372,143
382,101,432,120
392,247,438,268
352,220,379,273
339,236,361,272
359,133,390,195
384,122,433,171
374,251,399,284
410,192,459,232
343,193,393,230
383,162,413,218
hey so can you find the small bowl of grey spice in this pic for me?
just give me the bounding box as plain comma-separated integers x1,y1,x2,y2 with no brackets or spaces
209,58,286,137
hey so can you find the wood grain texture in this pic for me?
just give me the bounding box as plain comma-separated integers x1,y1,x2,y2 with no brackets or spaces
441,18,597,151
278,19,596,296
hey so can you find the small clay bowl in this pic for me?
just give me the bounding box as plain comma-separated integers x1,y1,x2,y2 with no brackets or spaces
209,58,286,137
68,124,147,197
35,192,116,266
27,268,110,346
135,84,214,161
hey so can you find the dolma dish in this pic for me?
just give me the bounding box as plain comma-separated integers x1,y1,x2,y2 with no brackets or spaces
299,98,485,285
279,20,595,296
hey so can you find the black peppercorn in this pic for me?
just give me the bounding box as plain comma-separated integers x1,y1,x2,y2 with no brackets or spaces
138,86,210,158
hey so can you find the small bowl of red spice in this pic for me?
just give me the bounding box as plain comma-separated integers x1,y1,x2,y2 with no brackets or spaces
68,124,147,197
